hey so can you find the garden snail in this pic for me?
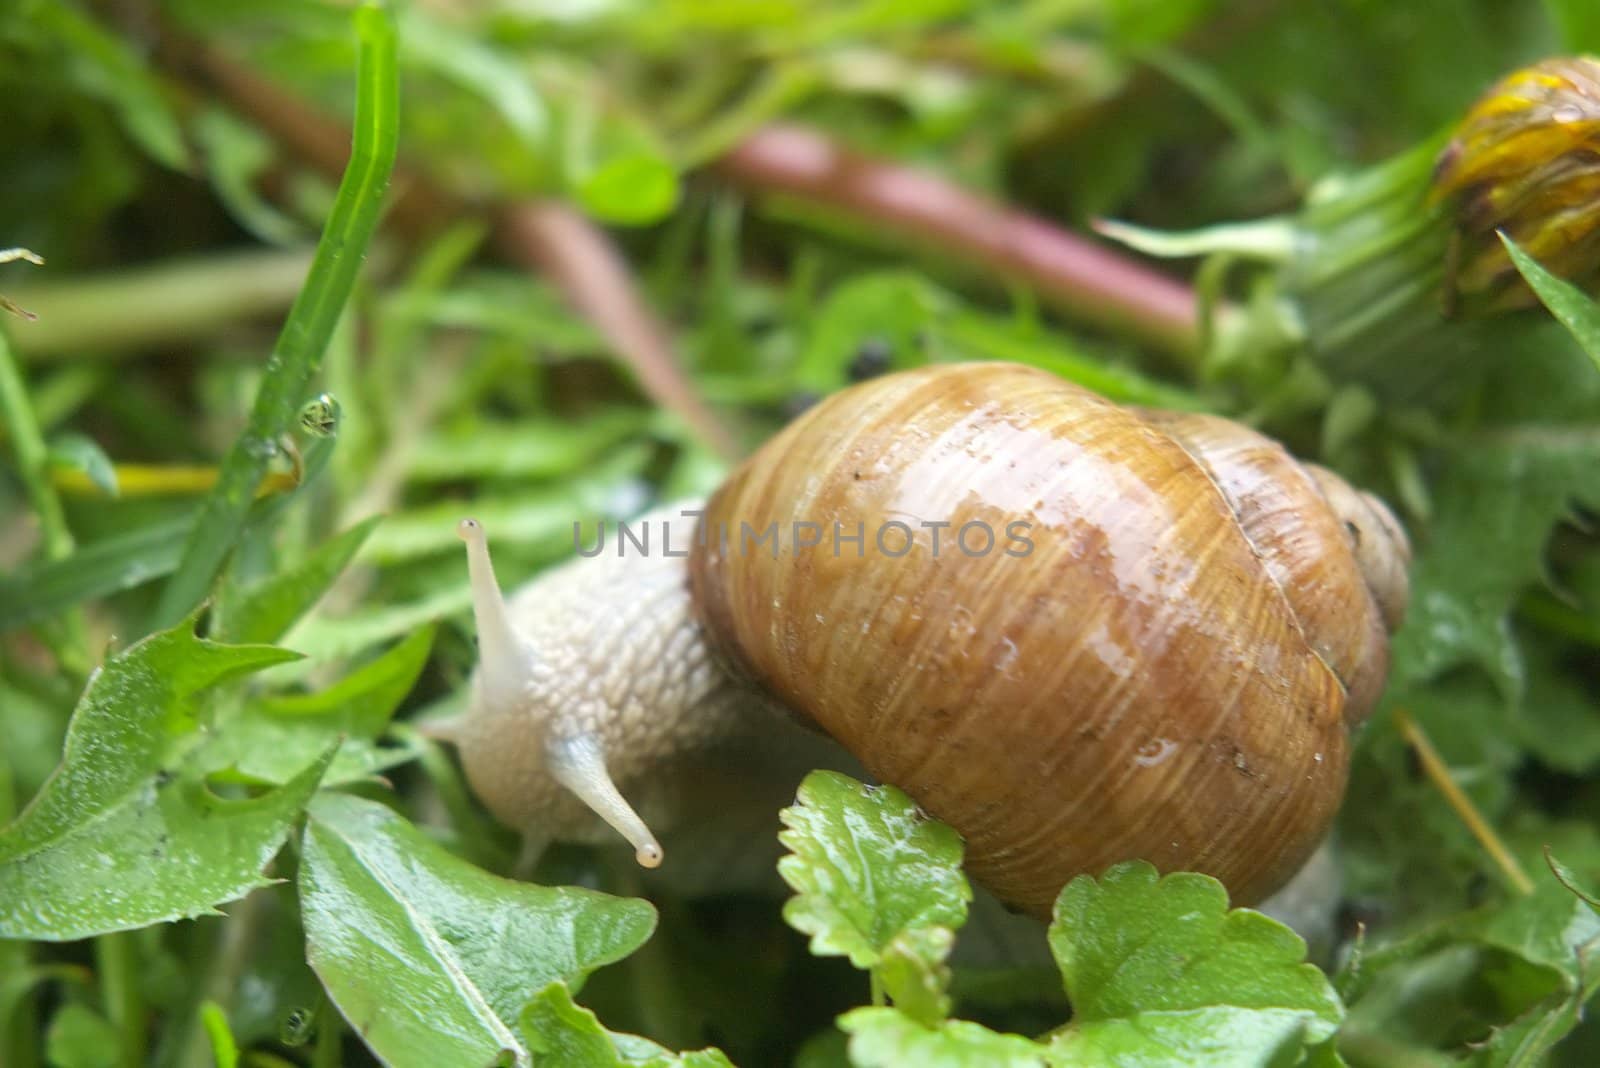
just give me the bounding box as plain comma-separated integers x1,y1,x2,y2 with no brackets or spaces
443,362,1410,918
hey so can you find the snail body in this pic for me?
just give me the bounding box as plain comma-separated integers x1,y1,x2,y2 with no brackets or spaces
449,362,1409,918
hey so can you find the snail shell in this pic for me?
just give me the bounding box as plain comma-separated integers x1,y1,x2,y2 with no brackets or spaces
450,362,1410,919
689,362,1407,916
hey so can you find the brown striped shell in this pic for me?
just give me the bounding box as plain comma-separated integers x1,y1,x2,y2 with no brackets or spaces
689,362,1408,918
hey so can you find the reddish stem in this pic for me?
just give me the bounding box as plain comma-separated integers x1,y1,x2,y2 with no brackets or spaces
714,123,1203,361
495,202,739,458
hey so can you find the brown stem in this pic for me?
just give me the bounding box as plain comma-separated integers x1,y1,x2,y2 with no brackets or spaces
494,202,739,458
166,38,740,460
713,123,1204,362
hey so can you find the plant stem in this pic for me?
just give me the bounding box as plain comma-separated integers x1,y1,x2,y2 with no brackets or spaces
0,330,73,560
150,3,399,632
310,1002,342,1068
0,325,88,666
169,893,270,1068
4,249,316,362
1,944,40,1068
96,932,146,1068
495,202,741,458
1393,708,1535,896
713,123,1205,364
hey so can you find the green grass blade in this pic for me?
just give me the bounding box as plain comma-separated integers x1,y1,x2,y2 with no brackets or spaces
1501,233,1600,375
0,516,193,633
149,2,399,632
0,329,73,561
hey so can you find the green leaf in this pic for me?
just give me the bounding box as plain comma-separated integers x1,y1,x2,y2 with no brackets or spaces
398,7,547,149
1046,862,1342,1064
287,583,473,666
44,1003,120,1068
1389,430,1600,696
1095,216,1298,262
575,153,680,227
0,617,334,940
1335,852,1600,1064
46,432,117,496
28,0,188,169
299,793,657,1067
192,107,310,246
213,516,382,645
407,411,647,483
1500,235,1600,375
198,626,434,788
360,456,650,563
1507,639,1600,775
0,515,192,633
837,1008,1043,1068
519,982,735,1067
777,770,970,971
877,927,956,1027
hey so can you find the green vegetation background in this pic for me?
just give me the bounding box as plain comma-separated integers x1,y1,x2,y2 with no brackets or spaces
2,1,1599,1065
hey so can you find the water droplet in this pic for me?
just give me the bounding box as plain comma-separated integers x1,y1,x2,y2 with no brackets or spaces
297,393,341,436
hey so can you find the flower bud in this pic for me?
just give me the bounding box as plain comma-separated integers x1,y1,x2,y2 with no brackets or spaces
1432,56,1600,311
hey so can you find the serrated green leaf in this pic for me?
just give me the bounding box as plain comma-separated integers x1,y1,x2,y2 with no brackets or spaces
519,982,735,1067
1501,235,1600,375
299,793,657,1068
838,1007,1043,1068
0,617,297,854
213,516,382,645
1336,852,1600,1065
777,770,970,970
877,927,955,1027
1047,1006,1338,1067
1459,881,1600,990
0,747,332,941
198,626,434,788
0,619,328,940
1046,862,1341,1063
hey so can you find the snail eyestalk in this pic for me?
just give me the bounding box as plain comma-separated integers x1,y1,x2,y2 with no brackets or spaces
545,734,664,868
458,518,532,707
455,515,666,871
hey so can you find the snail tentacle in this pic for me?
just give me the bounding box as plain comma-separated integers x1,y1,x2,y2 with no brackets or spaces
545,732,663,868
